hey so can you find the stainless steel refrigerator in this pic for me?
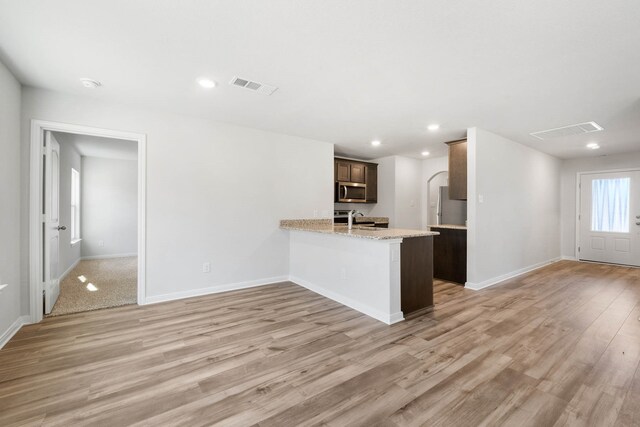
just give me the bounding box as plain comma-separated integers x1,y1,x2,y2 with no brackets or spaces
437,186,467,225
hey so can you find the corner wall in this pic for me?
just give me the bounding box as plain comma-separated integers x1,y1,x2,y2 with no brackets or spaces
0,59,24,346
467,128,561,289
394,156,423,229
560,151,640,259
366,155,423,229
20,87,334,305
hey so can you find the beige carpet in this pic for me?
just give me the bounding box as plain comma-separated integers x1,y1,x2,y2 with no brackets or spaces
49,257,137,316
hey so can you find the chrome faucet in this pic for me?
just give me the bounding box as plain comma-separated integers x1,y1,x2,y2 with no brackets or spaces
348,210,364,230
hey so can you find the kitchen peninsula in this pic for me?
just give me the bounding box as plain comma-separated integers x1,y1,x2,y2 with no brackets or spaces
281,219,438,324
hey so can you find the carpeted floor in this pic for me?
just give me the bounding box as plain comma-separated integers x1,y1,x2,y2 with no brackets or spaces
49,257,137,316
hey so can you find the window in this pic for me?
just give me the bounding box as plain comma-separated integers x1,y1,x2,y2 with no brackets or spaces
591,177,630,233
70,168,81,243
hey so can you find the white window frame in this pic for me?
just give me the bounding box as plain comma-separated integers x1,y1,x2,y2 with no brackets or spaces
70,167,81,244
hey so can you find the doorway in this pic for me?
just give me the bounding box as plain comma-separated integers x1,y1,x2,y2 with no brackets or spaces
48,131,139,316
426,171,448,226
29,120,146,323
577,169,640,267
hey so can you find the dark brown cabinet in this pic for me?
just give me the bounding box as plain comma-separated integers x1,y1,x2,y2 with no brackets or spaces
446,139,467,200
401,236,434,315
336,161,351,182
334,158,377,203
350,163,366,183
335,160,366,184
365,165,377,203
430,227,467,285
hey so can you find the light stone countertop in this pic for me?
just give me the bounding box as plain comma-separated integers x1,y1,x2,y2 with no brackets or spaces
280,219,438,240
428,224,467,230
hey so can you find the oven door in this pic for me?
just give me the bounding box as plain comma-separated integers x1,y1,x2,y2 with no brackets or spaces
336,182,367,203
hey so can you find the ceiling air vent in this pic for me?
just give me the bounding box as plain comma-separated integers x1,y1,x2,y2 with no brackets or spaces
530,121,603,140
229,76,278,96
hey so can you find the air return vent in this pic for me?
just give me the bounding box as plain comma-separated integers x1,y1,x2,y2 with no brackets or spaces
229,76,278,96
530,121,603,140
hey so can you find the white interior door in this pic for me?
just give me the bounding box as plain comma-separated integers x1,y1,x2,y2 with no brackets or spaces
579,170,640,266
44,131,62,313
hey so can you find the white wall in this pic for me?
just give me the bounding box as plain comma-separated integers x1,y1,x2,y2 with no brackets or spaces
0,59,23,344
560,151,640,259
467,128,561,289
364,155,424,228
57,137,82,275
394,156,423,229
81,156,138,258
21,87,334,304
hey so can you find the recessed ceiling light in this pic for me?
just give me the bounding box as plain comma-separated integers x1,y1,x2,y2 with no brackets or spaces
86,283,98,292
197,78,216,89
80,78,101,88
427,124,440,131
421,151,430,156
371,140,381,147
586,142,600,150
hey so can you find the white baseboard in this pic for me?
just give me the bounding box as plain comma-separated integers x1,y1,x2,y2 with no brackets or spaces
143,275,289,305
59,258,81,281
0,315,31,350
289,275,404,325
465,257,562,291
561,255,578,261
81,253,137,260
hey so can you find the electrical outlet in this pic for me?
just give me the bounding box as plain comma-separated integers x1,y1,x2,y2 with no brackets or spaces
98,240,104,247
202,262,211,273
313,209,319,218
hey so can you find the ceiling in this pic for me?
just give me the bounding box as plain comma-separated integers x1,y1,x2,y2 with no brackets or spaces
1,0,639,160
53,132,138,160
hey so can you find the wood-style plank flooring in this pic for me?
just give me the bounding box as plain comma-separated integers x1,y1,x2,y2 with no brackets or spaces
1,260,639,426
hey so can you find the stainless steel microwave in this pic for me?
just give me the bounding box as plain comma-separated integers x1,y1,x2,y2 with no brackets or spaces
336,181,367,203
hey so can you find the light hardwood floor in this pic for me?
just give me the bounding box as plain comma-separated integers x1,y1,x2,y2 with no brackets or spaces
0,260,638,426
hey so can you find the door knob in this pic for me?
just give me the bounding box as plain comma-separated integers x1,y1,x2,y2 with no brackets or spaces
57,225,67,231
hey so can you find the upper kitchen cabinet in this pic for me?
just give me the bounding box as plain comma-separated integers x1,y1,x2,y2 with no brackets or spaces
365,164,377,203
446,139,467,200
335,159,366,183
334,158,377,203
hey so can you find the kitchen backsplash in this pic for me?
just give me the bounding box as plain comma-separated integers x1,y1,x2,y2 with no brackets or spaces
333,203,375,215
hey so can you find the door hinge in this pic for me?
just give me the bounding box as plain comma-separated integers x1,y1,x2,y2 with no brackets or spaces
578,214,581,220
578,246,581,252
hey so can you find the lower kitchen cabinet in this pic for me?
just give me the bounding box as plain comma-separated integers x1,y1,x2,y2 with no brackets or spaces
431,227,467,285
400,236,434,315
